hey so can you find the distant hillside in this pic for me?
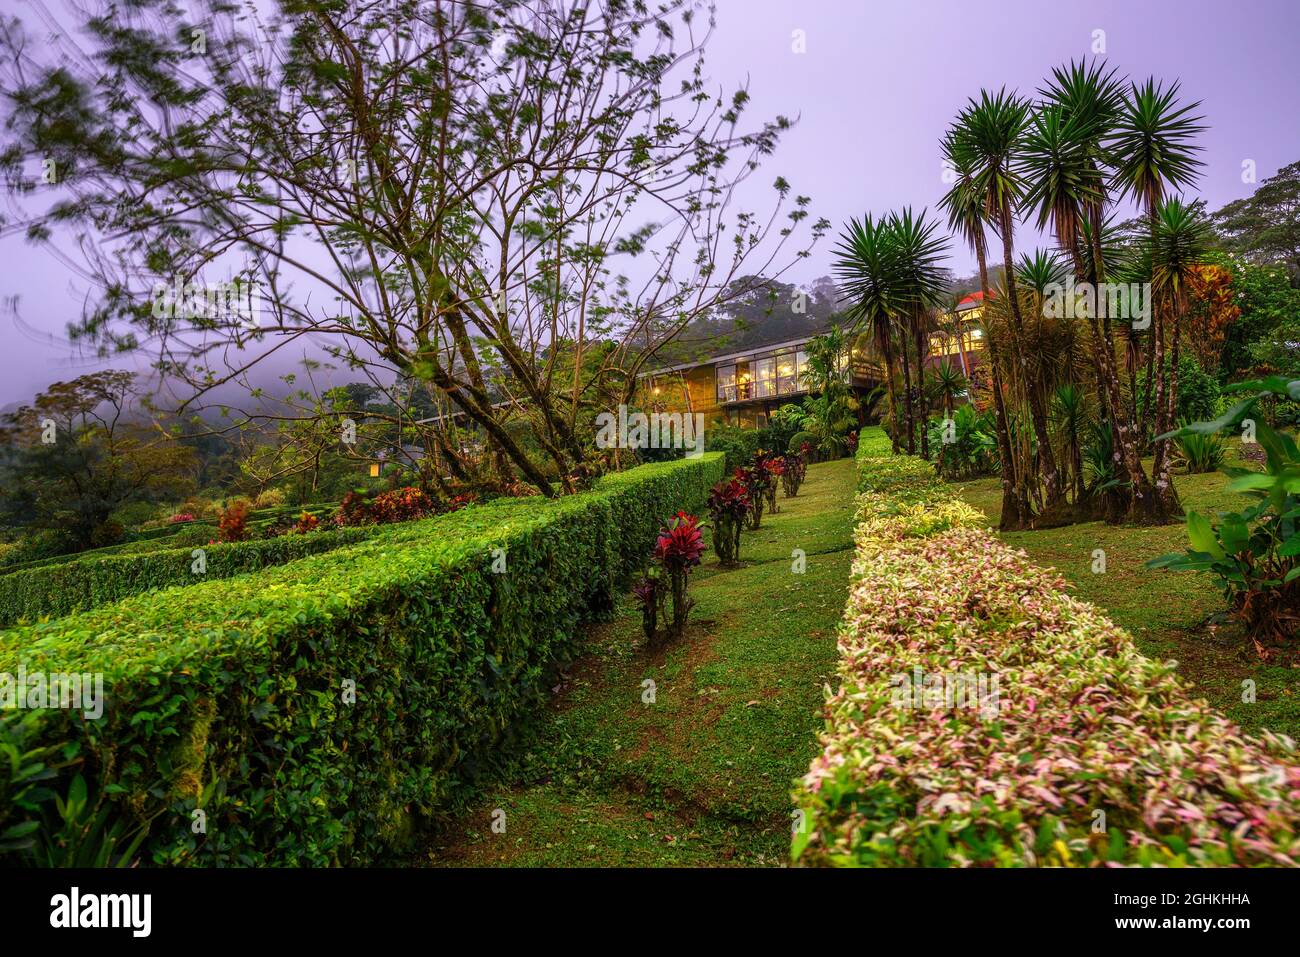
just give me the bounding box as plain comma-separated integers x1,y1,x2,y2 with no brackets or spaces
651,275,845,368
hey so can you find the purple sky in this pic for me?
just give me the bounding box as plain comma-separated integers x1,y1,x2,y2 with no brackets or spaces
3,0,1298,409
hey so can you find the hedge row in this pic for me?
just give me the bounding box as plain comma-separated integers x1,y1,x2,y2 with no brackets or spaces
0,522,225,579
0,504,344,580
0,525,380,627
0,452,724,866
791,428,1300,866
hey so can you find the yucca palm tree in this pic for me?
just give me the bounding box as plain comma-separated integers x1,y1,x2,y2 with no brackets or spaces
1015,248,1069,295
1019,104,1101,278
1147,197,1213,508
954,88,1066,514
929,359,967,418
834,213,904,452
1052,383,1090,504
1041,60,1125,284
1112,78,1205,515
1111,79,1206,226
939,127,1028,529
1021,61,1192,524
834,209,949,458
886,207,951,461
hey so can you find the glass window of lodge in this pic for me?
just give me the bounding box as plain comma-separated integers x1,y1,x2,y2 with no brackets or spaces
752,356,775,398
716,363,737,402
775,352,798,395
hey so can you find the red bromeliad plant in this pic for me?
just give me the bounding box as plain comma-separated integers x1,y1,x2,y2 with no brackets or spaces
650,511,705,645
707,477,750,566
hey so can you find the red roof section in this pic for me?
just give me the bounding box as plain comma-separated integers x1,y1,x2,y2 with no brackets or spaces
957,290,993,307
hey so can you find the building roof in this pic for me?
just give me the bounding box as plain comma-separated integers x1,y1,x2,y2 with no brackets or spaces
955,290,993,311
642,334,819,378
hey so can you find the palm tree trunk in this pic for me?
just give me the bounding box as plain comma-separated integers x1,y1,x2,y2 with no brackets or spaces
998,205,1063,515
899,335,915,455
975,244,1025,530
878,332,902,454
1146,208,1182,517
1152,293,1184,515
915,317,930,461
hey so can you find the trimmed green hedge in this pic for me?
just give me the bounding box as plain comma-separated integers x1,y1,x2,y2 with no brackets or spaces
0,522,219,579
791,429,1300,867
0,526,377,627
0,452,723,866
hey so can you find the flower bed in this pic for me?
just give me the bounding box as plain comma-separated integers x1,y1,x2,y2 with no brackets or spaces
792,427,1300,867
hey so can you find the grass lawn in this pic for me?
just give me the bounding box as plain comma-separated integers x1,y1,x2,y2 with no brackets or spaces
951,446,1300,741
421,455,859,867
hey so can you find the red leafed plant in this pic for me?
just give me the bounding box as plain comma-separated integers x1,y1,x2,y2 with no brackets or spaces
643,511,704,647
371,486,434,523
707,477,750,566
335,490,374,527
742,455,774,529
763,454,786,514
782,450,806,497
632,569,665,649
217,501,251,542
294,511,320,534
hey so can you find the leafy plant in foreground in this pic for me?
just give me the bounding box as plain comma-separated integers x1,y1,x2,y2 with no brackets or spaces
652,512,706,645
1149,376,1300,652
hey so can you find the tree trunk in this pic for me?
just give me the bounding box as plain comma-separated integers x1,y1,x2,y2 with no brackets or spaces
915,317,930,461
900,338,915,455
998,204,1063,514
1152,293,1184,515
975,244,1026,531
1083,314,1167,524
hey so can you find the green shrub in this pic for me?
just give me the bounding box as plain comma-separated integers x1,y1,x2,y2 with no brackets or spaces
1172,429,1226,473
0,525,378,627
1150,377,1300,647
788,430,819,457
0,453,724,866
705,422,759,473
758,404,804,455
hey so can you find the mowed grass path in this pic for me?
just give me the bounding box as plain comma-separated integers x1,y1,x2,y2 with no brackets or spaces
422,456,858,867
952,448,1300,740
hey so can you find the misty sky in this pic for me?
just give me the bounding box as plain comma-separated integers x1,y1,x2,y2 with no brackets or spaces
2,0,1297,409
